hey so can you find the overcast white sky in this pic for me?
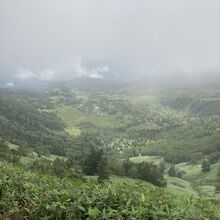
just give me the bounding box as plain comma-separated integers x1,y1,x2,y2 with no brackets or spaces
0,0,220,83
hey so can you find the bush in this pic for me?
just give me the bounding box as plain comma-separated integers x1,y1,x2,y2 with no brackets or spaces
167,164,185,178
0,161,219,220
127,161,166,187
28,158,52,174
97,157,109,183
52,158,67,178
209,152,220,164
201,159,211,172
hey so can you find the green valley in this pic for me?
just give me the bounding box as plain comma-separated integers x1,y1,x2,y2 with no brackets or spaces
1,79,220,219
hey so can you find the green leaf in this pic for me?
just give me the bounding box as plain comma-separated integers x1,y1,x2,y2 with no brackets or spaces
141,193,145,202
88,207,101,218
77,205,86,212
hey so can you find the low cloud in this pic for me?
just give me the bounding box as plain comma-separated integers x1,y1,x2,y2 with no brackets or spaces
75,64,110,79
12,63,111,82
1,0,220,83
5,82,14,87
14,68,55,81
14,69,36,81
38,69,55,81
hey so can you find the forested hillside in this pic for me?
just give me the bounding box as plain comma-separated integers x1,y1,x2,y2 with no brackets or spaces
1,80,220,219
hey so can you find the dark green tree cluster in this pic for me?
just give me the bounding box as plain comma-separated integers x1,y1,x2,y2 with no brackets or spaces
123,160,166,187
83,147,109,182
209,152,220,164
167,164,185,178
201,159,211,172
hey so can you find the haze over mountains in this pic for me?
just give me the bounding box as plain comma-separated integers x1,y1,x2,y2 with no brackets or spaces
1,0,220,88
1,1,220,218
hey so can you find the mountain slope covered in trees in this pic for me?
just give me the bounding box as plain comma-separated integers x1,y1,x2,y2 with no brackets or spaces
1,79,220,219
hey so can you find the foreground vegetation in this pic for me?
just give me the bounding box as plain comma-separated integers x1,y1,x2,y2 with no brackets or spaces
0,162,220,220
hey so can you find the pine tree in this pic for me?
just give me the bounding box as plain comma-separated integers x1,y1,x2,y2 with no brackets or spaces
97,157,109,183
168,164,176,177
201,159,210,172
83,147,103,175
159,161,166,173
123,158,133,175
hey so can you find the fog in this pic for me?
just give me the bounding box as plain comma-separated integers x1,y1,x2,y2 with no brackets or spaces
0,0,220,86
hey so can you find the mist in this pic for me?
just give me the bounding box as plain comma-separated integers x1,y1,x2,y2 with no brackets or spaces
2,1,220,215
0,0,220,86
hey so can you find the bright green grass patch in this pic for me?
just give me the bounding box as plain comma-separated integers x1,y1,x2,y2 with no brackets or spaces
130,155,220,198
175,161,220,198
128,123,160,131
84,175,155,188
110,175,155,188
121,95,159,106
165,175,198,197
20,153,67,165
81,114,124,128
86,175,198,198
129,155,200,197
58,106,82,127
45,154,67,161
58,105,125,129
176,161,220,185
198,185,220,199
176,162,203,181
65,127,81,136
130,155,164,165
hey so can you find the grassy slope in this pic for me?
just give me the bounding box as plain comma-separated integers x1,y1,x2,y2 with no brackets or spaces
58,106,82,136
176,162,220,186
58,105,125,136
176,161,220,199
2,161,219,219
166,176,198,197
6,140,201,199
129,155,199,197
130,155,220,199
130,155,164,165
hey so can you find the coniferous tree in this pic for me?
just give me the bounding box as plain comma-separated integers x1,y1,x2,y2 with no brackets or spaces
83,147,103,175
97,156,109,183
201,159,211,172
168,164,176,177
159,161,166,173
123,158,133,175
52,158,66,177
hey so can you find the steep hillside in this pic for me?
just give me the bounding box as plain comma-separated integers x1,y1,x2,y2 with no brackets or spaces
0,89,72,155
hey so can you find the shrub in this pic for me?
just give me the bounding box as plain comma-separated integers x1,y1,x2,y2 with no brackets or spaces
201,159,211,172
0,161,219,220
167,164,185,178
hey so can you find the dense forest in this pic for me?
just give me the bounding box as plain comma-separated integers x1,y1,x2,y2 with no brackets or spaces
0,79,220,219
